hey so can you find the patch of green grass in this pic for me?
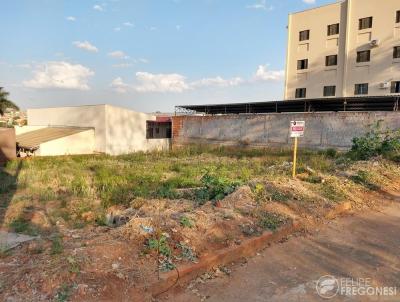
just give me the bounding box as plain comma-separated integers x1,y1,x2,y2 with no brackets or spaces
350,170,380,191
179,215,194,228
8,218,38,235
50,234,63,255
0,244,12,258
319,180,346,203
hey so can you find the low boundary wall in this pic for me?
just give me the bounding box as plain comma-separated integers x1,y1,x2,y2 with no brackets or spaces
172,112,400,150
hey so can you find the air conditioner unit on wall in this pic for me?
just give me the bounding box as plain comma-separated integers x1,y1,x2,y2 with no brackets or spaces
370,39,380,47
379,82,390,89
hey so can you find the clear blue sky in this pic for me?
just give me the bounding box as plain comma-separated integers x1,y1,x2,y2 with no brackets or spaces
0,0,334,113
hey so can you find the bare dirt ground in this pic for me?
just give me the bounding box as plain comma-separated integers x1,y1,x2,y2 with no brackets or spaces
166,195,400,302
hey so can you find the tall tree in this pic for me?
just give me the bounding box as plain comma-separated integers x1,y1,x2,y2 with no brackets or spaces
0,87,19,116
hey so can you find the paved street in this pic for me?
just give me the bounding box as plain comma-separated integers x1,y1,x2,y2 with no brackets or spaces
168,201,400,302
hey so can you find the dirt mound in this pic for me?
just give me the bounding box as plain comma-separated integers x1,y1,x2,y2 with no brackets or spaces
219,186,256,214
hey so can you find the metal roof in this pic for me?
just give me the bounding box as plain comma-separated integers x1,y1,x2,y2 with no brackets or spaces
176,96,400,115
16,127,92,150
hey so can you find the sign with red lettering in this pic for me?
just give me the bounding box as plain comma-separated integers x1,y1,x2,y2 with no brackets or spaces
290,121,305,138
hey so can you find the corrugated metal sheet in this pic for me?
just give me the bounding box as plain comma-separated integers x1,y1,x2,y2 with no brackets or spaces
16,127,92,150
176,96,400,115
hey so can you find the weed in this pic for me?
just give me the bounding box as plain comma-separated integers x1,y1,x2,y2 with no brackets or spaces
176,242,197,262
148,235,171,257
50,235,63,255
8,218,37,235
0,244,11,258
269,189,290,202
179,215,194,228
67,256,80,273
350,170,380,191
319,180,346,202
55,283,73,302
195,171,241,205
258,212,288,231
325,148,338,158
253,183,266,202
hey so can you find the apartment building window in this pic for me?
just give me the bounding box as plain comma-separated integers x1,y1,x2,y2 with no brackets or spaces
391,81,400,93
325,55,338,66
297,59,308,70
396,11,400,23
295,88,307,98
327,23,339,36
323,86,336,97
299,30,310,41
394,46,400,59
359,17,373,30
354,83,369,95
356,50,371,63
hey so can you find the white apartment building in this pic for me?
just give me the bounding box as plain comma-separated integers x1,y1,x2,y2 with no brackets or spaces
284,0,400,100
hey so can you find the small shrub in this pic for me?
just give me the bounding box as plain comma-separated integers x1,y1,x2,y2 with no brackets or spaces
325,148,337,158
148,235,171,257
349,122,400,161
195,171,241,205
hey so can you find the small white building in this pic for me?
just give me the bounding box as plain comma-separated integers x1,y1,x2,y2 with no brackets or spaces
16,104,171,156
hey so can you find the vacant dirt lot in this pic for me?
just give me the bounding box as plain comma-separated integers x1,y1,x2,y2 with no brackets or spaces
0,146,399,301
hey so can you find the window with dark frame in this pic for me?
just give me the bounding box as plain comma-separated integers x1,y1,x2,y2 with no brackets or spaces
323,86,336,97
391,81,400,93
356,50,371,63
394,46,400,59
397,11,400,23
299,30,310,41
325,55,338,66
295,88,306,99
354,83,369,95
146,121,172,139
327,23,339,36
297,59,308,70
359,17,373,30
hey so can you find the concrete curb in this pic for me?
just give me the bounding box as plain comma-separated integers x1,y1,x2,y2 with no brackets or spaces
148,220,302,297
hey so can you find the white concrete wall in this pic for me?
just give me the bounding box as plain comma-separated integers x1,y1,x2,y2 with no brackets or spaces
37,129,95,156
27,105,107,153
105,105,170,155
14,125,47,135
27,104,170,156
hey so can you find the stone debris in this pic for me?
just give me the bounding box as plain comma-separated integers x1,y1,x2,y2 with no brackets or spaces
0,231,37,251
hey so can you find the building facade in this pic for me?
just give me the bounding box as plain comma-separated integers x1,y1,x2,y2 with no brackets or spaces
23,104,171,156
285,0,400,100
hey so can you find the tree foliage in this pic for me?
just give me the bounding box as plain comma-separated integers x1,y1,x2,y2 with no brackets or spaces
0,87,19,116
